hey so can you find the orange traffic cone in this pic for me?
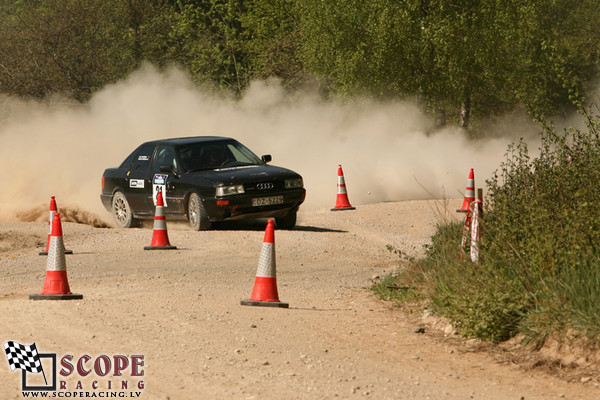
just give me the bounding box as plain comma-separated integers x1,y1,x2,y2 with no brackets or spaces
144,190,177,250
331,164,356,211
457,168,475,213
241,220,288,308
30,213,83,300
39,196,73,255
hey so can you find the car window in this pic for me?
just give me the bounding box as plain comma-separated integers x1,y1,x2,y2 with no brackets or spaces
228,141,263,164
119,151,137,169
130,144,155,171
152,145,178,173
227,144,250,163
178,140,263,171
200,144,234,168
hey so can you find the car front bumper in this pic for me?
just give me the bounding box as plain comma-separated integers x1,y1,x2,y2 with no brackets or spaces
203,188,306,221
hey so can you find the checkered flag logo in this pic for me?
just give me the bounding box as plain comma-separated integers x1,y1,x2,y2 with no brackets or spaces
4,341,44,374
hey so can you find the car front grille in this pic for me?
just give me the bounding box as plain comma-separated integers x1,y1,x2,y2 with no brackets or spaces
244,181,283,193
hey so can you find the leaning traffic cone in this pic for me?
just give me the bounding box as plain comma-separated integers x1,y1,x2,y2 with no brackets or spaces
30,213,83,300
39,196,73,255
457,168,475,213
331,164,356,211
241,220,288,308
144,191,177,250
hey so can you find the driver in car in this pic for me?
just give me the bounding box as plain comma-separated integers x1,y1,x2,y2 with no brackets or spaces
208,148,224,166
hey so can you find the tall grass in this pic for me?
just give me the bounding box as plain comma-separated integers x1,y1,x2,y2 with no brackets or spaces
383,110,600,345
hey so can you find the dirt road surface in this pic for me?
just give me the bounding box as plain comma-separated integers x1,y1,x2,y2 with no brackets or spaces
1,200,598,399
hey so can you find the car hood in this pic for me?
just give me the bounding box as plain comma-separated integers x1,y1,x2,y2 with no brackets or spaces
188,164,301,186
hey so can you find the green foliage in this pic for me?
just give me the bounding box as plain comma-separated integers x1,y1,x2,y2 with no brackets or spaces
482,110,600,344
499,0,600,118
399,110,600,345
164,0,251,92
296,0,420,97
296,0,600,127
408,220,526,342
241,0,303,86
0,0,599,126
0,0,168,100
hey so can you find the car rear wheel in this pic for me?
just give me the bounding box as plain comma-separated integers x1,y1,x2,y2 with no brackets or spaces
275,210,297,230
112,191,138,228
188,193,211,231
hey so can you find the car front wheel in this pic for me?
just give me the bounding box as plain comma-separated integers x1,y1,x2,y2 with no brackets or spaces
188,193,211,231
111,191,138,228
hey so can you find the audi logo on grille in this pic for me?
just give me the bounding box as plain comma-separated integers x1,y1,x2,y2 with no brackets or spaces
257,182,274,190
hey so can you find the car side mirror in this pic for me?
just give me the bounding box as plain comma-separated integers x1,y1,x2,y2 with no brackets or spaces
261,155,272,164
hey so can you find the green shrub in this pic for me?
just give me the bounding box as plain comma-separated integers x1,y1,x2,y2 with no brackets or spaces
381,109,600,345
414,221,528,343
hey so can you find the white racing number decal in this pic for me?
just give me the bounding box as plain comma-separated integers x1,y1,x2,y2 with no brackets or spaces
152,174,169,207
129,179,145,189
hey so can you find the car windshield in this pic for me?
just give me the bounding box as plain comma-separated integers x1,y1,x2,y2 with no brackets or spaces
177,140,263,172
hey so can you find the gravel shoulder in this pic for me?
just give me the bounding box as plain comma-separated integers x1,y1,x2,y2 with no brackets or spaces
0,199,598,399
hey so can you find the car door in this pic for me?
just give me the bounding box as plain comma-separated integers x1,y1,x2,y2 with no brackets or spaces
150,145,184,214
126,143,156,213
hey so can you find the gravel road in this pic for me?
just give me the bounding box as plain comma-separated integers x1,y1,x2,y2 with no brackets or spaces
0,199,598,399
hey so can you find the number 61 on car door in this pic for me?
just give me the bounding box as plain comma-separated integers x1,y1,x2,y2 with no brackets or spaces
152,174,168,207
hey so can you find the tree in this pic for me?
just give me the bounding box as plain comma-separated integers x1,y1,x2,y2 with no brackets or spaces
0,0,169,101
500,0,600,119
295,0,600,128
164,0,251,93
297,0,419,97
241,0,303,87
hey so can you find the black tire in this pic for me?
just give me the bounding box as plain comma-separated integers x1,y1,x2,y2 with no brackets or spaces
188,193,211,230
111,191,138,228
276,210,297,230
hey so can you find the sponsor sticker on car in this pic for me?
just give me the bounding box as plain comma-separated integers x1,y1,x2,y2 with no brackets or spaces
152,174,169,207
129,179,145,189
252,196,284,206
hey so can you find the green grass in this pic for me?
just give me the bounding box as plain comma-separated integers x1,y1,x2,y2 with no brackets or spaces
370,269,423,305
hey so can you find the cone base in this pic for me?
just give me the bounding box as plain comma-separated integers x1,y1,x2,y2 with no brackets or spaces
144,245,177,250
29,293,83,301
39,249,73,255
240,299,289,308
456,209,468,213
331,206,356,211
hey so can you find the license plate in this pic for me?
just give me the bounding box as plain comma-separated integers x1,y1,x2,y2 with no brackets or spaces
252,196,284,206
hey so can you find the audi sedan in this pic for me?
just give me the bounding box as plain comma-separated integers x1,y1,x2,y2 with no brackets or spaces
100,136,306,230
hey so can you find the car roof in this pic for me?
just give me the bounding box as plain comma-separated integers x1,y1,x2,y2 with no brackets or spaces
141,136,235,146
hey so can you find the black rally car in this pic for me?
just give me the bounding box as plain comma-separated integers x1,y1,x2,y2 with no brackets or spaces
100,136,306,230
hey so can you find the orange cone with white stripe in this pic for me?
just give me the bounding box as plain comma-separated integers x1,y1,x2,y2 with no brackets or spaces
241,220,288,308
331,164,356,211
39,196,73,255
30,213,82,300
144,190,177,250
457,168,475,213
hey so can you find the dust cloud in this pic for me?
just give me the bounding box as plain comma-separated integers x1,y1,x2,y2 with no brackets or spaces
0,64,540,226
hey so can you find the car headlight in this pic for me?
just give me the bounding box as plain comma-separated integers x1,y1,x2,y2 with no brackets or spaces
285,178,303,189
216,185,245,196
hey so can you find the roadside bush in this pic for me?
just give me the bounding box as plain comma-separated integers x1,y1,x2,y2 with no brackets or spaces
482,111,600,345
386,109,600,345
414,220,528,343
